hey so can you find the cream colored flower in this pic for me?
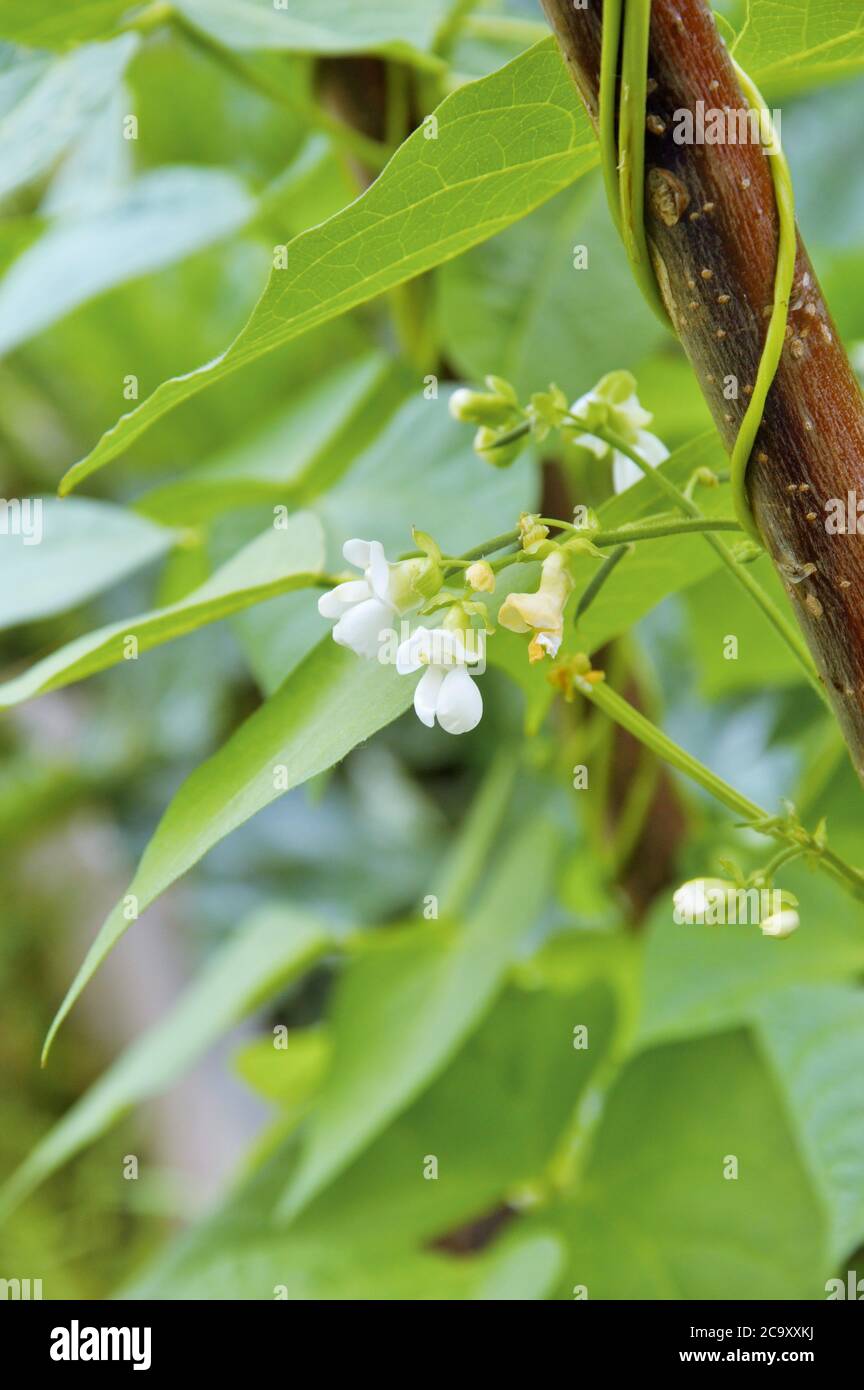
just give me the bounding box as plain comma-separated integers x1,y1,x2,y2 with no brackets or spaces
498,549,574,662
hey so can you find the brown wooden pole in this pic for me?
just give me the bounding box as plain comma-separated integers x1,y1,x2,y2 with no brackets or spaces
541,0,864,780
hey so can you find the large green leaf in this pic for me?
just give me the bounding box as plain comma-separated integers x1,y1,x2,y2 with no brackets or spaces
0,2,132,47
438,176,667,398
0,35,138,203
0,496,173,630
278,817,560,1220
552,1030,827,1298
134,352,403,525
43,640,417,1058
0,512,324,708
753,984,864,1265
733,0,864,95
0,905,331,1221
282,982,617,1250
175,0,451,66
58,39,597,494
0,168,254,355
125,978,610,1298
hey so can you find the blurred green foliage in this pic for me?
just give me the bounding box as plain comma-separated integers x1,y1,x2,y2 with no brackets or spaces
1,0,864,1301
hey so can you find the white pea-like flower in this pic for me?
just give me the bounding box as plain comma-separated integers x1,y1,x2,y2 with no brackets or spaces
396,626,483,735
568,371,670,493
318,539,403,660
760,908,800,939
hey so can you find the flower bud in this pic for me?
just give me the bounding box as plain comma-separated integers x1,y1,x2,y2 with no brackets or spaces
760,908,800,939
474,425,526,469
449,387,517,427
672,878,736,923
389,556,442,608
518,513,549,553
465,560,495,593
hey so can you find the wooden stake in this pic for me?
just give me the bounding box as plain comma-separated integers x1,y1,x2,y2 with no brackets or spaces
541,0,864,778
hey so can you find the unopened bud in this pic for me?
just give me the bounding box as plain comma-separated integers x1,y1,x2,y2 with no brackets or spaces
465,560,495,593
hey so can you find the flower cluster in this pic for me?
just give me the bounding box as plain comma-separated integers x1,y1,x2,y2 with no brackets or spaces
450,369,668,495
672,877,800,938
316,372,666,736
317,524,585,736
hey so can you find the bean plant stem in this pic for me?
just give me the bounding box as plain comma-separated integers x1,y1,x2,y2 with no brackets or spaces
576,677,864,901
593,425,825,700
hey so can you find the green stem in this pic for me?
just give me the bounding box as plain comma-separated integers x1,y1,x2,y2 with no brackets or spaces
574,677,864,903
575,544,631,622
592,516,741,545
594,425,825,701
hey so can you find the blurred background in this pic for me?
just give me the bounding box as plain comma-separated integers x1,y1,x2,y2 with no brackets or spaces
1,0,863,1299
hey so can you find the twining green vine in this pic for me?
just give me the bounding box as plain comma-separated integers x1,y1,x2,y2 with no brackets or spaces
599,0,797,542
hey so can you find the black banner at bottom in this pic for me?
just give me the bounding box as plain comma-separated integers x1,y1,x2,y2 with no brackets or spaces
1,1298,860,1373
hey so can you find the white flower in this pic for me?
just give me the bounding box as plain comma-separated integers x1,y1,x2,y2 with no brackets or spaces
672,878,734,923
568,371,669,494
318,539,401,660
760,908,800,939
396,626,483,735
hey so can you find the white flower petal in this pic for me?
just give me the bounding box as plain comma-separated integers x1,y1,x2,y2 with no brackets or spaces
436,666,483,735
317,579,371,619
413,665,445,728
635,429,670,467
536,631,562,658
396,627,431,675
332,597,393,659
612,449,646,494
575,431,610,461
365,540,392,601
342,538,373,569
616,391,653,435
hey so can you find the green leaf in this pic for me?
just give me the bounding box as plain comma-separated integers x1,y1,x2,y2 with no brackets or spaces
278,816,560,1220
0,1,132,47
0,496,174,629
637,866,864,1049
0,512,324,708
753,984,864,1265
438,176,667,399
0,35,138,203
43,640,417,1059
134,351,403,525
286,981,617,1250
682,561,804,697
125,978,609,1298
175,0,452,66
0,168,254,355
552,1030,827,1298
235,1027,331,1108
0,905,331,1220
733,0,864,96
58,39,597,494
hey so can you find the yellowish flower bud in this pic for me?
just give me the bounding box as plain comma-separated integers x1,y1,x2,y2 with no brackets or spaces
465,560,495,593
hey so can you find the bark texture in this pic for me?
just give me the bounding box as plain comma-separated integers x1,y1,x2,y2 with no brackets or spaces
542,0,864,777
